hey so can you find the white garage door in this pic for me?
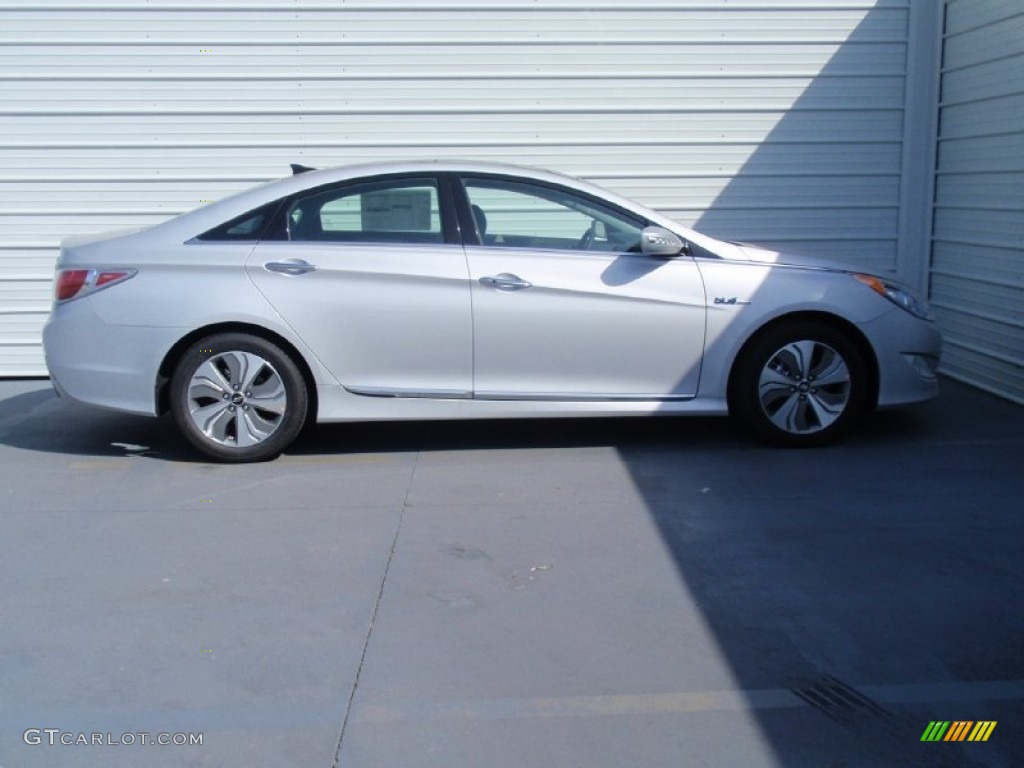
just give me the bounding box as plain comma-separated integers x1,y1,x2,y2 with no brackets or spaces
0,0,924,376
932,0,1024,404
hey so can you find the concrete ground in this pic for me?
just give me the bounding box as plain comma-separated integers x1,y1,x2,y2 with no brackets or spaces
0,376,1021,767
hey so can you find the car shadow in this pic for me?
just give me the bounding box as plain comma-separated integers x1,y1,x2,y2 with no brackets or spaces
0,379,946,463
0,383,202,461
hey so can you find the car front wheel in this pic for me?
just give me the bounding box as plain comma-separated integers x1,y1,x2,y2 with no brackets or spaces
170,333,308,462
731,321,868,446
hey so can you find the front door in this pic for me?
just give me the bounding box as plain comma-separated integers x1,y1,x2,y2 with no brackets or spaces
460,176,706,400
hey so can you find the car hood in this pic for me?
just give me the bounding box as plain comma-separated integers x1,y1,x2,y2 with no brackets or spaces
732,242,859,273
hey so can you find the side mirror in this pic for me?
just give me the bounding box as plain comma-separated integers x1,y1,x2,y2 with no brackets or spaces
640,226,686,257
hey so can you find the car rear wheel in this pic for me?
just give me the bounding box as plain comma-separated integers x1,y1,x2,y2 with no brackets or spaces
730,321,867,447
170,333,308,462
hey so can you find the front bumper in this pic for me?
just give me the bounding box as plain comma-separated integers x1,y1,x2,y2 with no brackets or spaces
860,308,942,408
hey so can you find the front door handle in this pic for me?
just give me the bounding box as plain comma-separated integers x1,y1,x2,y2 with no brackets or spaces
479,273,532,291
264,259,317,276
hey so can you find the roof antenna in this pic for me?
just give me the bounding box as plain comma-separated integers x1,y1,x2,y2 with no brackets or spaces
290,163,316,175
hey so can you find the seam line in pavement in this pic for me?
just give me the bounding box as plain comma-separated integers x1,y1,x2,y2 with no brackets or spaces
355,679,1024,723
331,450,418,767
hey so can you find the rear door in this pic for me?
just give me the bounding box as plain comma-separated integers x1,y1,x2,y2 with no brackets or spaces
247,174,473,397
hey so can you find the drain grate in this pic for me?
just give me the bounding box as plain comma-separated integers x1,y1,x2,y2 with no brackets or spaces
793,675,901,734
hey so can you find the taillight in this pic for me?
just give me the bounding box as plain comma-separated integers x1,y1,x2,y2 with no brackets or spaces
56,269,90,301
96,271,126,287
54,268,136,303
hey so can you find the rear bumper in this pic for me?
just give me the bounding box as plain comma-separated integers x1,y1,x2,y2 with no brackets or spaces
43,298,184,417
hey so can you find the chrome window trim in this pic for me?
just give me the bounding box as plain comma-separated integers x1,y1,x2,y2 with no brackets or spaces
346,386,472,400
473,391,694,402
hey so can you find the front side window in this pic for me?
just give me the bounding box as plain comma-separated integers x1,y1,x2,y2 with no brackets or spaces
463,177,646,253
287,178,443,244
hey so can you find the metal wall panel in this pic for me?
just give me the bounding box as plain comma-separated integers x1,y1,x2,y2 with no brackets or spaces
1,0,914,376
933,0,1024,403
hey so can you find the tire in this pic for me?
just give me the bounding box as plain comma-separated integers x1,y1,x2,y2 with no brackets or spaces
730,321,868,447
169,332,309,462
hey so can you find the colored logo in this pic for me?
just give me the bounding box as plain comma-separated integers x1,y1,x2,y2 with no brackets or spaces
921,721,996,742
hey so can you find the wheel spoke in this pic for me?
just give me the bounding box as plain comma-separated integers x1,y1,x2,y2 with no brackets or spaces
249,382,287,415
236,410,267,447
760,366,795,389
787,340,817,378
189,379,225,402
759,368,795,405
767,392,802,432
220,351,245,388
806,392,844,428
242,408,278,441
239,352,271,393
191,359,231,398
192,401,235,442
812,352,850,388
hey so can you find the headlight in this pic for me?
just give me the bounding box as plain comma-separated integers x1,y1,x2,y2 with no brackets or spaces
853,274,933,320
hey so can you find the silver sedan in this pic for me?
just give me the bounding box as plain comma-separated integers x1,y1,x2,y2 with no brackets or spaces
43,161,941,462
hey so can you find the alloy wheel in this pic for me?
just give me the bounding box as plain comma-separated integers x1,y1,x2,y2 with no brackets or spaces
186,350,287,447
757,340,852,435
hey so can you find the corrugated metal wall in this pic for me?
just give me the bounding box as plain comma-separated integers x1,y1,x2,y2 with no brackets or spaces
932,0,1024,403
1,0,917,376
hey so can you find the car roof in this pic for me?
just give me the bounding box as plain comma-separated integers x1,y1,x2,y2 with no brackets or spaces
146,159,709,248
252,159,622,208
292,158,578,182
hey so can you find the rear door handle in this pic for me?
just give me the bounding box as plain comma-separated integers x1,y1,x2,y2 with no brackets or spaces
264,259,317,276
479,273,532,291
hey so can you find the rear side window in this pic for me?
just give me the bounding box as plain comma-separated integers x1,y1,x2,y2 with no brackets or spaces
286,178,443,244
197,201,281,242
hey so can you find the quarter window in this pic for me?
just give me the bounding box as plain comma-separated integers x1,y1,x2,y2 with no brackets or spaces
287,178,443,244
197,201,280,242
